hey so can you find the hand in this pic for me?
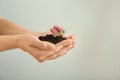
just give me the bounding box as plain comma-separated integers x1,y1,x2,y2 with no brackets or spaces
16,33,56,62
16,33,76,62
41,34,76,62
33,31,76,62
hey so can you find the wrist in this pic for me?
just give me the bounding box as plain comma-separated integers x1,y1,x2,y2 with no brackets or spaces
13,34,23,49
0,34,21,51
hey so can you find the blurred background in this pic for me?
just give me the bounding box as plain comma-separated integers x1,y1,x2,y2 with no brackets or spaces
0,0,120,80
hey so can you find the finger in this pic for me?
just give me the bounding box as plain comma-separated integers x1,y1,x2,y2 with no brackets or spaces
44,44,73,61
69,34,76,48
33,40,55,50
55,39,72,52
31,46,54,57
27,46,54,62
36,50,54,62
25,46,40,58
36,49,54,57
56,44,73,57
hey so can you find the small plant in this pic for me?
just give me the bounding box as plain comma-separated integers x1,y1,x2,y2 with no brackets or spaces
50,25,65,36
39,25,66,44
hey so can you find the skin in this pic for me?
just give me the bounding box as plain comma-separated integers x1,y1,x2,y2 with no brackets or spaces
0,17,76,62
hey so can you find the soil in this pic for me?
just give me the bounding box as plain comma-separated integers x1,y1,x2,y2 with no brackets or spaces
39,34,66,44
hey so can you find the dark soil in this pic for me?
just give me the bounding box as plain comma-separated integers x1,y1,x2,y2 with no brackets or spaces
39,34,66,44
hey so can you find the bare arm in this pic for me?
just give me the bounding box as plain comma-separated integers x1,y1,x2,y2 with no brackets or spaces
0,17,33,35
0,35,18,51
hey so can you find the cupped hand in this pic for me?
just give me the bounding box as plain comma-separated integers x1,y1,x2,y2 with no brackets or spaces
37,33,76,62
16,33,76,62
42,34,76,62
16,33,55,62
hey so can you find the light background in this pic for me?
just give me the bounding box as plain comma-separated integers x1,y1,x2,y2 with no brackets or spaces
0,0,120,80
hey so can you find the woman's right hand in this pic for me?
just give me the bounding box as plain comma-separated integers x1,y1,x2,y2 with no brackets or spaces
16,33,56,62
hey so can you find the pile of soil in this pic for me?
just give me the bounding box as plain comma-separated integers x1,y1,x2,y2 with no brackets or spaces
39,35,65,44
39,34,66,44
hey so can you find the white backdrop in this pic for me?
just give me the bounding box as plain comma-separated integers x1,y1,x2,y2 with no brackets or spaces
0,0,120,80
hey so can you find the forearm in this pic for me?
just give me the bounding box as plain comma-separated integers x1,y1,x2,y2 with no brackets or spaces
0,35,19,51
0,17,34,35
